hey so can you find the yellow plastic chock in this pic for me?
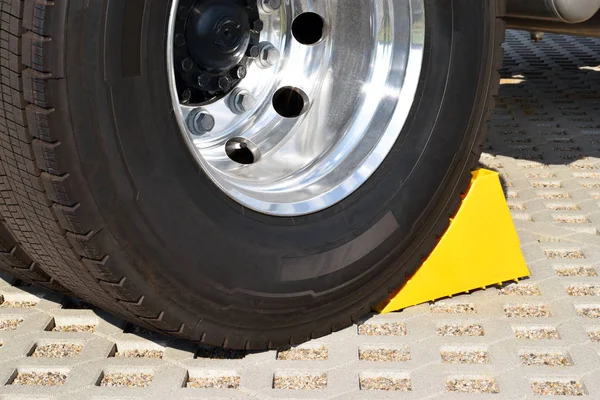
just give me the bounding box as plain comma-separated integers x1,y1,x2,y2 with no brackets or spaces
376,169,531,313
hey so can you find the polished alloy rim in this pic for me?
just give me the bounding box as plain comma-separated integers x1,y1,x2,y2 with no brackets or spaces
167,0,425,216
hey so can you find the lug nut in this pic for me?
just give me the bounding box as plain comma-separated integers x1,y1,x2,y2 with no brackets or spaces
259,0,282,13
252,20,264,32
175,33,186,47
181,58,194,72
181,89,192,104
229,89,256,114
231,65,248,79
246,45,260,58
256,42,280,69
218,76,232,91
197,73,210,88
188,109,215,135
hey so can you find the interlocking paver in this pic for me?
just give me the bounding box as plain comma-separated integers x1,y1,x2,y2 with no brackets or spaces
0,31,600,399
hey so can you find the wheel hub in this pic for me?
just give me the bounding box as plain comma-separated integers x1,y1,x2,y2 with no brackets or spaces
168,0,426,216
174,0,261,104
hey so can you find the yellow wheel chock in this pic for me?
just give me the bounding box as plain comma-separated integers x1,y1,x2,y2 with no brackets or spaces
376,169,531,313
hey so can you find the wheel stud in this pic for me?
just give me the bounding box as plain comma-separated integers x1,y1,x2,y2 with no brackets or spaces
259,0,282,14
229,89,256,114
188,109,215,135
257,42,280,69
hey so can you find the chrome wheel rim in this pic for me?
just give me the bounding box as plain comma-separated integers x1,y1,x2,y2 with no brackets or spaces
167,0,425,216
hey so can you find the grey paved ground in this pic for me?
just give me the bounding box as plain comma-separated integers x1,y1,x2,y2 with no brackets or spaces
1,31,600,399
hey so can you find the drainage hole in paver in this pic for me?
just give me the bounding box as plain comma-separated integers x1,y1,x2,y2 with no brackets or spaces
61,297,95,310
553,215,590,224
499,284,541,296
546,203,581,211
29,343,82,358
359,346,410,362
508,203,527,210
98,372,153,388
440,348,490,364
437,324,485,336
111,344,164,359
527,173,557,179
566,285,600,296
0,298,38,309
520,351,573,366
445,377,499,394
277,346,328,361
45,318,97,333
186,372,240,389
9,371,68,386
513,327,560,340
359,373,411,392
532,181,562,188
531,380,585,396
504,304,552,318
555,267,597,277
587,330,600,342
538,192,572,200
430,303,476,314
195,345,256,360
0,318,23,331
273,373,327,390
581,182,600,189
357,322,406,336
576,305,600,318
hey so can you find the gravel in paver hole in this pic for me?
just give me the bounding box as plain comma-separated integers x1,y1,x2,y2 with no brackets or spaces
499,284,541,296
359,347,411,362
446,378,499,394
360,377,411,391
187,376,240,389
521,352,572,366
0,301,37,308
277,347,328,361
358,322,406,336
12,372,67,386
0,319,23,331
430,303,476,314
437,324,485,336
556,267,597,277
504,304,551,317
441,350,490,364
531,380,585,396
100,373,153,387
514,327,560,339
567,285,600,296
576,306,600,318
31,344,82,358
545,250,585,259
52,324,96,333
273,374,327,390
116,349,164,359
588,331,600,342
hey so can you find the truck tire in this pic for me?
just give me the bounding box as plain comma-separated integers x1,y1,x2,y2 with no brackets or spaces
0,0,505,348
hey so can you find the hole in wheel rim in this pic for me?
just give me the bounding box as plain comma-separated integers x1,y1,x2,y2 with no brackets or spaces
272,87,309,118
226,138,260,165
292,12,326,45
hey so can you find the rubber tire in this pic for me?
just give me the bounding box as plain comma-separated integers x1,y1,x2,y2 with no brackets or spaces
0,0,505,348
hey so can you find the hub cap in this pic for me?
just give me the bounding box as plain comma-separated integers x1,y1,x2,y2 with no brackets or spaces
167,0,425,216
